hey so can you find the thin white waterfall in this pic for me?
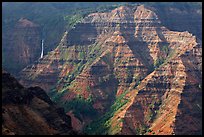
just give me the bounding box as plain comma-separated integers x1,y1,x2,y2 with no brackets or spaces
40,39,44,58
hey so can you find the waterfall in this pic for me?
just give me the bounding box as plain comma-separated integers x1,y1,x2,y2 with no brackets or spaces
40,39,44,58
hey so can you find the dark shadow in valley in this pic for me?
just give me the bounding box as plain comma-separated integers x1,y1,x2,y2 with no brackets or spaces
128,40,154,74
119,22,154,75
156,27,167,42
173,55,202,135
67,23,97,46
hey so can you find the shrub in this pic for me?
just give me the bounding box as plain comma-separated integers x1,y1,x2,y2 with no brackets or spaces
154,57,164,68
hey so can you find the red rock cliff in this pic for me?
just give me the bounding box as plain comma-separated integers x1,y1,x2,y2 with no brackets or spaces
2,18,42,74
19,5,202,135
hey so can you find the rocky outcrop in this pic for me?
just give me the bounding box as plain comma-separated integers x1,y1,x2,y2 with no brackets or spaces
2,18,42,75
2,70,76,135
19,5,202,135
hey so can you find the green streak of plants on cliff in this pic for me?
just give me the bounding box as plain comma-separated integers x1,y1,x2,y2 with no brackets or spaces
3,2,201,74
154,43,170,69
84,90,129,135
62,94,97,121
84,42,104,69
57,42,104,92
48,88,67,103
64,14,83,30
154,57,165,69
59,61,86,91
158,48,177,69
135,124,149,135
48,88,97,122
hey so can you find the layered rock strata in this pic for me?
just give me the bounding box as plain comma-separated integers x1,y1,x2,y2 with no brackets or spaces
19,5,202,135
2,18,42,74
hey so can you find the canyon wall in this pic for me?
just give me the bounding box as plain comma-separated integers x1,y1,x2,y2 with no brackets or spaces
19,5,202,135
2,18,42,74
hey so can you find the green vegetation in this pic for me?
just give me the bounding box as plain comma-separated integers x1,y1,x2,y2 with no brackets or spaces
2,2,122,56
49,81,92,112
161,44,169,54
145,99,162,123
62,94,97,121
87,94,94,103
154,43,170,69
48,88,67,103
147,128,153,133
64,14,83,30
53,42,105,95
154,57,165,68
3,2,201,75
60,49,71,61
164,48,177,64
78,50,86,60
135,125,149,135
86,86,91,92
84,43,104,69
64,61,85,85
3,2,202,135
84,90,129,135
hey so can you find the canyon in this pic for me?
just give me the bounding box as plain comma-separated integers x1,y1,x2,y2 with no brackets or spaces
3,3,202,135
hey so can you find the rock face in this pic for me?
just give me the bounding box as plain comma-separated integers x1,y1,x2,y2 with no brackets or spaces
19,5,202,135
2,70,76,135
120,43,202,135
2,18,42,75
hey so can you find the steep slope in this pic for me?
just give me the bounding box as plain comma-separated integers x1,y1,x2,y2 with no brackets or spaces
3,2,201,75
2,70,76,135
120,43,202,135
2,18,42,74
19,5,202,135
